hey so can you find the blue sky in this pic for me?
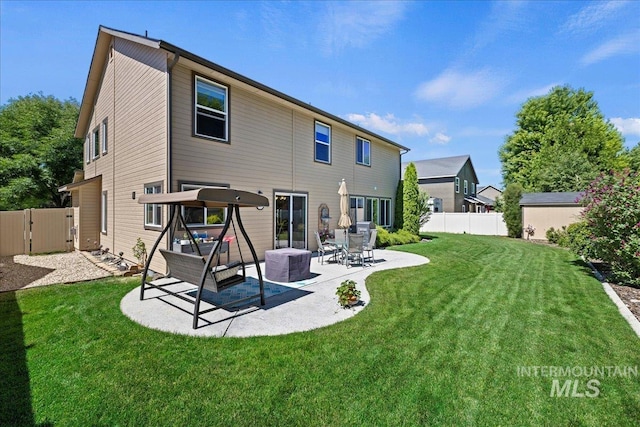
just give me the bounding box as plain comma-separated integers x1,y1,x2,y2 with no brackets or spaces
2,0,639,187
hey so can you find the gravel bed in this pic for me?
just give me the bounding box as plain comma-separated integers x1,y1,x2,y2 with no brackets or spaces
0,251,112,292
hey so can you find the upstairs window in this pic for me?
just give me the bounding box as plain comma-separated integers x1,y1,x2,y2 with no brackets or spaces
85,135,90,164
464,180,468,195
315,121,331,163
92,127,100,159
471,182,476,195
195,76,228,141
356,136,370,166
455,177,460,193
101,119,108,154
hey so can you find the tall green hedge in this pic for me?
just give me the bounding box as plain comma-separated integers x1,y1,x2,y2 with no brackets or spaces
403,162,420,235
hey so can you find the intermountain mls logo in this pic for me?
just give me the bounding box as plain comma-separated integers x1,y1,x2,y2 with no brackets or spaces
517,365,638,398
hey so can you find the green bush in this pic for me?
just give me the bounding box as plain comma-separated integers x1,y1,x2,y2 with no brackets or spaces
503,183,523,238
546,227,558,243
566,221,592,256
376,226,420,247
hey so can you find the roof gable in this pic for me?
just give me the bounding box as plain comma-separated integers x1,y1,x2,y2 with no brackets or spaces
76,26,408,153
402,155,478,182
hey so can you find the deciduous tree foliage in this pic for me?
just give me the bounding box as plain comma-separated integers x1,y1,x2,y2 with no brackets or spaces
402,162,420,235
499,86,625,192
502,183,523,238
0,94,82,210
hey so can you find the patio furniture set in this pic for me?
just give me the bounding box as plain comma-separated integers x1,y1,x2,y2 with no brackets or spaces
315,229,377,267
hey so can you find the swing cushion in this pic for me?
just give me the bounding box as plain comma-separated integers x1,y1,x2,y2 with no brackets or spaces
159,249,243,292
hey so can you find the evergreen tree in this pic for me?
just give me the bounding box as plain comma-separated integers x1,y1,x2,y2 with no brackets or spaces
402,162,420,235
502,183,523,238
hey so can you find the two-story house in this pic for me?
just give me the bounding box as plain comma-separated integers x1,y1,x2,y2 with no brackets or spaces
61,26,408,272
402,155,485,213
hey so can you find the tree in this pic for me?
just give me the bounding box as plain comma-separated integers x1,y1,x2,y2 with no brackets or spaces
416,189,431,228
580,170,640,286
394,179,404,230
0,94,82,210
402,162,420,235
622,143,640,174
499,85,625,191
502,183,523,238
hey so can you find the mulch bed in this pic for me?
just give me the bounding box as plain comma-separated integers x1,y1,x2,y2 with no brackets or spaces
591,261,640,323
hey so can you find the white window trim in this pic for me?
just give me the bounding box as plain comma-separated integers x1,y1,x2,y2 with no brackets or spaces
92,127,100,160
380,198,392,228
101,191,107,234
464,180,468,195
85,135,91,164
471,182,476,195
194,75,228,141
144,183,163,228
314,120,331,164
455,177,460,193
101,119,108,154
356,136,371,166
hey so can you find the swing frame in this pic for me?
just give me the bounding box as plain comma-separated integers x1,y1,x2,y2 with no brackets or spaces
137,188,269,328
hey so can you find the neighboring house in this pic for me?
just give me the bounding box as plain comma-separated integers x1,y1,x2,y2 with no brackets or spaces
402,155,485,212
520,192,583,240
476,185,503,212
61,26,408,273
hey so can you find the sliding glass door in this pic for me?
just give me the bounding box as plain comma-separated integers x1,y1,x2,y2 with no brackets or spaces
274,193,307,249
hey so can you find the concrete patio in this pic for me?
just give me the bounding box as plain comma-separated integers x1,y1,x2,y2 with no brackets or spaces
120,248,429,337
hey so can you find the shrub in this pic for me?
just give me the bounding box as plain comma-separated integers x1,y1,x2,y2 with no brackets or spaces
376,226,420,247
546,227,558,243
580,170,640,286
403,162,420,235
502,183,523,238
566,221,592,256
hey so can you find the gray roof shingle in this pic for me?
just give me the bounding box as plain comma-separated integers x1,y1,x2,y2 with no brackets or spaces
520,192,582,206
402,155,471,179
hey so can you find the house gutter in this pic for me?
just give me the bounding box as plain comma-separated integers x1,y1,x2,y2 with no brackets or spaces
166,51,180,194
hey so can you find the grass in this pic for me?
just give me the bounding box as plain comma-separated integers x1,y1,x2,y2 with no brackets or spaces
1,233,639,426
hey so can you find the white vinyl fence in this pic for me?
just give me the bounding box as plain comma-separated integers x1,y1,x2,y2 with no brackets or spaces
420,212,508,236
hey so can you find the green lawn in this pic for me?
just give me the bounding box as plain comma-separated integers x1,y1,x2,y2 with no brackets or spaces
2,234,639,426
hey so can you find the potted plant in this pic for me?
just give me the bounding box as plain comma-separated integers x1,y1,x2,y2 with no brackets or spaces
132,237,147,270
336,279,361,308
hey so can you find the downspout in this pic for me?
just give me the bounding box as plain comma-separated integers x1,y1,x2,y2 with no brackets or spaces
166,50,180,253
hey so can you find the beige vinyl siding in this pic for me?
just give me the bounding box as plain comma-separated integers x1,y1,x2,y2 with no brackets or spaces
83,36,168,271
170,62,401,258
522,206,583,240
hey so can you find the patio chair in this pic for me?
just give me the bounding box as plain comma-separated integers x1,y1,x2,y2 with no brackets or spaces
343,233,364,268
314,231,337,264
363,229,378,264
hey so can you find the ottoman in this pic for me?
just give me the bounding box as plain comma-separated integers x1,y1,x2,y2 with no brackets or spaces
265,248,312,282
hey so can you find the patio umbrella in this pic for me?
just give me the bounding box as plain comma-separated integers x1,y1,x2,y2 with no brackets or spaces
338,179,352,232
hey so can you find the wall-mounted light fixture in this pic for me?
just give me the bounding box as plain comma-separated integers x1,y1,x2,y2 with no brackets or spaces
256,190,265,210
131,191,136,200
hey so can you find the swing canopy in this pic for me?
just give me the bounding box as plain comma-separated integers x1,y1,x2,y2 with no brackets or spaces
137,188,269,329
138,187,268,209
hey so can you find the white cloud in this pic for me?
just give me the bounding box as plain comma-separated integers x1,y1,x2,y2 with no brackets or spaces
430,133,451,145
345,112,429,136
580,31,640,66
470,1,529,52
319,1,406,55
561,1,629,35
414,68,505,109
611,117,640,137
506,83,560,104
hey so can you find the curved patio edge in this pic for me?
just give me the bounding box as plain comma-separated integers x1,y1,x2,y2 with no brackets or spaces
120,249,430,338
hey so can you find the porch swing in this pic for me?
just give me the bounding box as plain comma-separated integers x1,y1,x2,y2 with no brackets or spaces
137,188,269,329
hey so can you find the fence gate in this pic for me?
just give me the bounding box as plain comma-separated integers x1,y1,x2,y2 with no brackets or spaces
0,208,74,256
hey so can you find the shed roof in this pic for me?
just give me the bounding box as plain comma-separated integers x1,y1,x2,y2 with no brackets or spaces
520,192,582,206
